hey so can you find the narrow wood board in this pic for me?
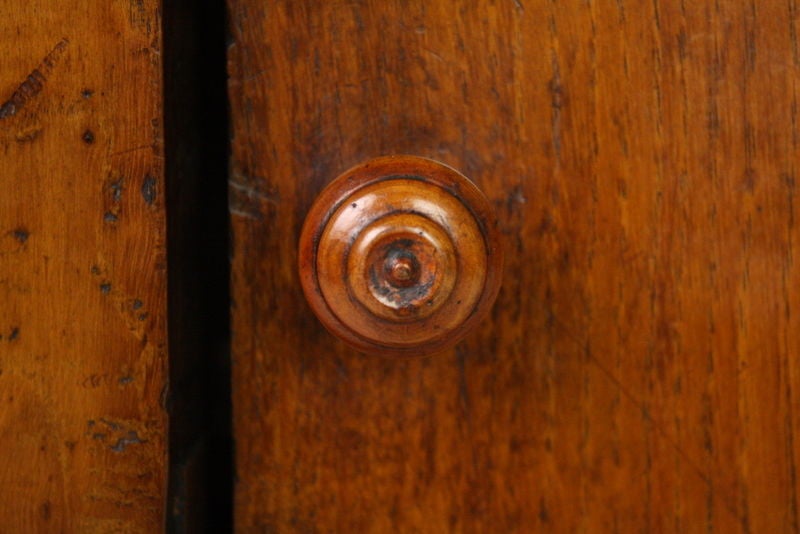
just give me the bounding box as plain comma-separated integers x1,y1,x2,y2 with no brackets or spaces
229,1,800,531
0,0,167,530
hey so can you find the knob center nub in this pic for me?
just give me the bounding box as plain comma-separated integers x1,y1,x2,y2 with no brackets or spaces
385,252,420,287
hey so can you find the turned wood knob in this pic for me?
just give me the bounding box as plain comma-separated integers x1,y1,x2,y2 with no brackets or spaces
298,155,503,357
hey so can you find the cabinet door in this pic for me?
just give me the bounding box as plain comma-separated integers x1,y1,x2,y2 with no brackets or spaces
228,2,800,532
0,0,168,530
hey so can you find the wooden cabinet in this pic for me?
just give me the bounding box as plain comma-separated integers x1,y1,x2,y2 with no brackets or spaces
228,1,800,532
2,0,800,532
0,1,168,531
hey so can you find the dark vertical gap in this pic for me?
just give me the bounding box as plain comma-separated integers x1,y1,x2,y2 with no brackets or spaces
163,0,232,531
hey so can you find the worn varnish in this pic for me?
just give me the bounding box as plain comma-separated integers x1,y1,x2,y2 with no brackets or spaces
0,0,167,531
229,1,800,532
299,156,503,357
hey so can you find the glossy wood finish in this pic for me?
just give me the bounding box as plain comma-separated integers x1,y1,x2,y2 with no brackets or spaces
299,156,503,356
229,1,800,531
0,1,167,530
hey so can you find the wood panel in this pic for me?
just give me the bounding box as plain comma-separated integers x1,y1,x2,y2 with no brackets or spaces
0,0,167,531
228,1,800,531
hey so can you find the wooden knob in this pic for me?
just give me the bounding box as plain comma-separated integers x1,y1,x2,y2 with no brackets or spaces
298,156,503,357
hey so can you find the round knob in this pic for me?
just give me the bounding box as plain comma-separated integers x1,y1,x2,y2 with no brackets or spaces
298,155,503,357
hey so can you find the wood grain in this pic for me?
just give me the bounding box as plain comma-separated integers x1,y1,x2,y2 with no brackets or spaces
228,1,800,531
0,1,168,531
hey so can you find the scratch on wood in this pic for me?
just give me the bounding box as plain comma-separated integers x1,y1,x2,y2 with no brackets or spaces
551,311,745,523
229,172,278,220
111,431,143,452
15,125,42,143
548,50,563,162
87,419,146,452
141,175,157,205
230,208,263,220
0,38,69,120
127,0,150,33
229,179,280,204
110,177,124,202
421,46,448,64
110,144,154,158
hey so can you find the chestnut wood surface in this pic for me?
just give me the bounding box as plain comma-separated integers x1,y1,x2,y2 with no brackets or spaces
0,0,168,531
228,1,800,532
